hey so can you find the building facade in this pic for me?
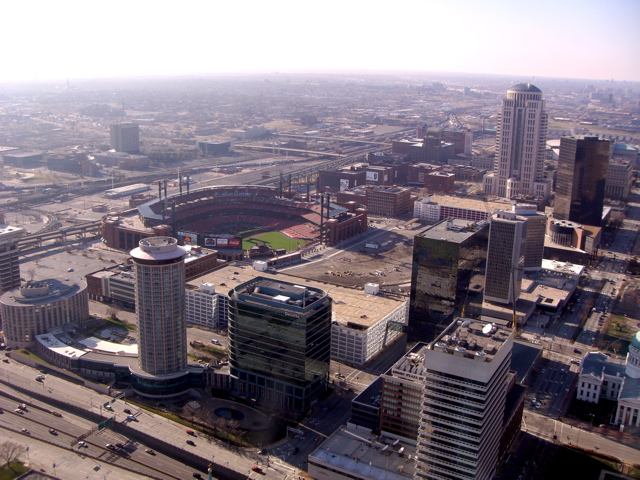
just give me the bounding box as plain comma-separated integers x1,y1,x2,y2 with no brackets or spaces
483,84,550,199
484,210,527,305
228,277,332,413
408,219,489,343
1,278,89,349
0,222,24,296
110,122,140,154
606,158,633,200
131,237,188,375
185,282,224,329
416,319,513,480
380,344,427,443
554,136,612,226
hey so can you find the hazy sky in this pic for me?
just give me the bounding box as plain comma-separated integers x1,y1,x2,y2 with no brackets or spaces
2,0,639,83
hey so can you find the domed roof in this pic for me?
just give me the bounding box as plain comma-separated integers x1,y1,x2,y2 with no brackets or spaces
631,331,640,350
509,83,542,93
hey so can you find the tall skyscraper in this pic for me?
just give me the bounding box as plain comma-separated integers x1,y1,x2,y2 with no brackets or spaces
0,221,24,295
110,122,140,153
554,135,612,226
408,219,489,344
416,319,513,480
484,210,527,305
483,83,550,199
130,236,188,375
228,277,332,413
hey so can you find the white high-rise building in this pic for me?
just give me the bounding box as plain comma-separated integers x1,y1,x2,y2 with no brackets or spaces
130,237,188,375
483,84,550,199
416,319,512,480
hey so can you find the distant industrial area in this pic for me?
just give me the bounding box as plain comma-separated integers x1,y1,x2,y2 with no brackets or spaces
1,72,640,480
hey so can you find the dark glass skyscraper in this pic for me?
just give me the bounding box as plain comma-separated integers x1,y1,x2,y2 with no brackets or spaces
408,219,489,343
554,136,611,226
228,277,332,413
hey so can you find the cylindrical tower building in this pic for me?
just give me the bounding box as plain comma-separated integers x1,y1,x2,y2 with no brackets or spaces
130,236,188,375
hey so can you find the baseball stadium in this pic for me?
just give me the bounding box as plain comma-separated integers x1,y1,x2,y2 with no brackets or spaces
113,185,368,255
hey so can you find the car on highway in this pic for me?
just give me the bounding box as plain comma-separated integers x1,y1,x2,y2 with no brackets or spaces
252,466,263,473
48,429,58,435
211,339,221,345
186,440,196,446
115,442,125,448
14,409,23,414
123,408,132,414
145,449,155,455
2,358,9,363
104,404,113,411
127,414,137,421
186,430,195,435
106,444,115,450
77,442,88,448
0,408,3,414
193,474,203,479
21,429,30,434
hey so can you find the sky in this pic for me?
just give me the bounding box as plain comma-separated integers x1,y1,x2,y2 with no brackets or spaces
1,0,639,83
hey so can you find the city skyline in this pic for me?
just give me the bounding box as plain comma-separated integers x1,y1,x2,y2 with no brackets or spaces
1,0,639,84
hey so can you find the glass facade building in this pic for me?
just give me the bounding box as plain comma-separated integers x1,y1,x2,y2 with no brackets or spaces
554,136,612,227
229,277,332,413
408,219,489,344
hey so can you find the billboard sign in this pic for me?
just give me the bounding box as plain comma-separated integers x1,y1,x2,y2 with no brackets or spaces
366,171,378,181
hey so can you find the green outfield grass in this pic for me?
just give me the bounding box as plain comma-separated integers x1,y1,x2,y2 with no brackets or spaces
242,231,306,251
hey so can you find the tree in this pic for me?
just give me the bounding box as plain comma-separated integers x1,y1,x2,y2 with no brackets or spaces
25,267,36,281
106,306,119,321
0,441,27,472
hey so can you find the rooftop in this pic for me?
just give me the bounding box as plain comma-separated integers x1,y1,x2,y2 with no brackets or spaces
509,83,542,93
190,265,407,329
431,319,513,363
416,217,489,243
421,193,514,213
309,424,416,480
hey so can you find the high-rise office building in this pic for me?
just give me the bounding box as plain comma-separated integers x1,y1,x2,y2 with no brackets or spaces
228,277,332,413
110,122,140,153
130,236,188,375
416,319,513,480
483,84,550,199
408,218,489,344
484,210,527,305
554,136,612,226
512,204,546,271
380,343,427,442
0,222,24,295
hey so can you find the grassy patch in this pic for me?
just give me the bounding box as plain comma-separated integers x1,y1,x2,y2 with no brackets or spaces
85,317,136,336
0,462,30,480
628,465,640,478
600,314,633,355
546,445,620,480
243,231,306,251
566,398,617,426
